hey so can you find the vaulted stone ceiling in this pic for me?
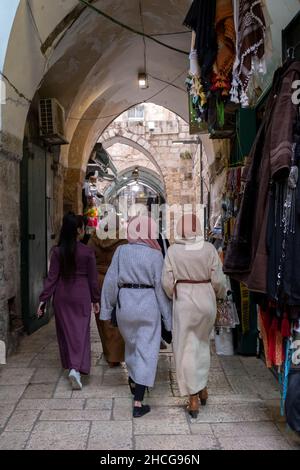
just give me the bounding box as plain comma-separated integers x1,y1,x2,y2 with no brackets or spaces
3,0,300,169
43,0,191,170
3,0,192,168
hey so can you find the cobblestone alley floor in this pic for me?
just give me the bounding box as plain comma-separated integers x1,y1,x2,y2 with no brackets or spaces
0,318,300,451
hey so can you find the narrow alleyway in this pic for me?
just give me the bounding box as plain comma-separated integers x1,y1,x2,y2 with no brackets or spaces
0,318,299,451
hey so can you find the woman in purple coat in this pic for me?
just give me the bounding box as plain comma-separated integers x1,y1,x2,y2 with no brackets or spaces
38,213,100,390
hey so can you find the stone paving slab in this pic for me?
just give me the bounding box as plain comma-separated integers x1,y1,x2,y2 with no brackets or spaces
0,368,35,385
30,368,62,384
135,435,219,450
88,421,133,450
72,385,131,399
40,410,111,421
17,399,85,410
218,436,292,450
190,403,271,424
112,398,134,421
4,354,37,368
226,375,258,395
26,421,90,450
5,410,40,432
190,423,214,436
30,355,62,368
0,432,30,450
85,399,113,410
134,416,190,436
0,385,27,404
211,421,282,438
22,383,56,399
0,404,15,428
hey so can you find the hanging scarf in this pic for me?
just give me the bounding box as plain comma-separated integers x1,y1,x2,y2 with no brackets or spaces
231,0,266,106
183,0,218,93
215,0,236,82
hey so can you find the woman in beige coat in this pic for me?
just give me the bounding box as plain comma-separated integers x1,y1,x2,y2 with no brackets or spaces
162,214,227,417
89,214,127,367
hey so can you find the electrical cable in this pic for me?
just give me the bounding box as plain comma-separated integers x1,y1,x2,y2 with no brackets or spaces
148,74,186,92
78,0,189,56
68,70,187,122
149,31,190,37
139,0,147,72
0,71,32,105
137,3,186,93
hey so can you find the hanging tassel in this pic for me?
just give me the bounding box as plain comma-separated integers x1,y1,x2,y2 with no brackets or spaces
240,90,249,108
230,75,240,104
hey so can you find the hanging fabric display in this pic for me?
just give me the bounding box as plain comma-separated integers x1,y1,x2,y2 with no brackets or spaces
184,0,235,135
183,0,218,93
211,0,236,127
230,0,267,107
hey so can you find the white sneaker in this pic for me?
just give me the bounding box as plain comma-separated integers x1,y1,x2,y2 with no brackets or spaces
69,369,82,390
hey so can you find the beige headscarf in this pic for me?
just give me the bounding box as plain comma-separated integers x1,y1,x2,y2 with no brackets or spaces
176,213,202,240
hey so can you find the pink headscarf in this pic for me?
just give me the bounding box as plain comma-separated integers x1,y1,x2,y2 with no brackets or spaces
127,215,161,252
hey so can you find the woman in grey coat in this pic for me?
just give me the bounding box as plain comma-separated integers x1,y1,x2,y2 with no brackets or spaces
101,215,172,418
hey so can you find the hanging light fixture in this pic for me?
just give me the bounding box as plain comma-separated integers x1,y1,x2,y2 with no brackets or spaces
138,72,148,89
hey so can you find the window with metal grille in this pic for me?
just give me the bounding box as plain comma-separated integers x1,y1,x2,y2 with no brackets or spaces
128,105,145,121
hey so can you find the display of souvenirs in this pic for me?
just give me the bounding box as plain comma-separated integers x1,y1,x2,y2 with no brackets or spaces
84,197,99,234
183,0,271,134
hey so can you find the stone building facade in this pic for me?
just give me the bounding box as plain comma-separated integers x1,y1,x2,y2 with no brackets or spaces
100,104,200,208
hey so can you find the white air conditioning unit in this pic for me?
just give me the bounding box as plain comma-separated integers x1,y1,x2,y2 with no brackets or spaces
39,98,69,145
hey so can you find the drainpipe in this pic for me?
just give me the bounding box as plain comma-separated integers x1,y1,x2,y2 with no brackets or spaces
199,139,204,205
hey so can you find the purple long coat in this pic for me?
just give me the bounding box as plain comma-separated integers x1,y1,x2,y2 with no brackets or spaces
40,242,100,374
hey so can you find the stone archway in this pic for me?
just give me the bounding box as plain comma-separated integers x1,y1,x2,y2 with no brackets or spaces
100,133,163,179
104,165,166,201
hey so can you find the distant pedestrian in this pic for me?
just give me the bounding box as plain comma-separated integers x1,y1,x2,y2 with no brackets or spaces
38,213,100,390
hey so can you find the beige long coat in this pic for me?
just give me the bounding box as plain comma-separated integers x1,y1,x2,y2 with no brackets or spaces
162,239,227,396
88,234,127,363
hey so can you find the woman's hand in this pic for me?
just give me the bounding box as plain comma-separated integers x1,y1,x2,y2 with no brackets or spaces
37,302,46,318
93,303,100,315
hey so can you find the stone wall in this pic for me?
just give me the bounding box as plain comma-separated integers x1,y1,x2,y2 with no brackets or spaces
53,163,66,241
64,168,85,214
100,106,198,208
0,151,22,354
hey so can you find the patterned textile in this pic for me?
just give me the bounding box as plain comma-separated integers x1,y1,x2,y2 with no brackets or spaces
183,0,218,92
215,0,236,85
258,307,291,368
231,0,266,106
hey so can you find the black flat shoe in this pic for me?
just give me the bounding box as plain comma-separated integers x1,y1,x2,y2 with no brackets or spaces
133,405,151,418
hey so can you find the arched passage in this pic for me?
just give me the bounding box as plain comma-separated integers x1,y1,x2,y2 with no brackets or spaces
104,165,165,202
100,134,163,179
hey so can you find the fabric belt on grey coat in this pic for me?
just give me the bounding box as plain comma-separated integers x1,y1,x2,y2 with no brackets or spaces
117,284,154,307
174,279,211,300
